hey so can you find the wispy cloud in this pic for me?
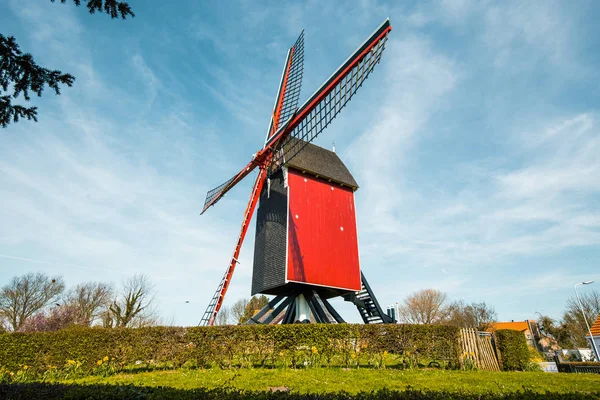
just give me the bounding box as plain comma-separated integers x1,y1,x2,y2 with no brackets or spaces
2,0,599,325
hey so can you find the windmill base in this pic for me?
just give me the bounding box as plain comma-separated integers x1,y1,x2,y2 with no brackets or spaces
246,273,396,325
246,289,345,324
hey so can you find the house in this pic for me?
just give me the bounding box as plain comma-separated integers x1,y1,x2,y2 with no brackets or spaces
488,320,539,348
585,315,600,361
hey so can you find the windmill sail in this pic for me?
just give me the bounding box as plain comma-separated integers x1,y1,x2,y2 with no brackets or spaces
266,19,390,175
202,31,305,216
201,175,237,215
265,30,305,142
201,160,257,214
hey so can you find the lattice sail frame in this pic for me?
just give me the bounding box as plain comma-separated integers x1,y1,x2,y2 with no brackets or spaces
268,33,388,176
266,31,305,140
201,31,305,215
203,175,236,213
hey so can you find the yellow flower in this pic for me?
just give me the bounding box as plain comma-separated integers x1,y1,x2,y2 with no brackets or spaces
311,346,318,354
406,351,411,356
103,356,109,362
97,360,103,366
383,351,388,356
67,360,76,365
351,353,356,359
23,365,28,370
279,351,284,356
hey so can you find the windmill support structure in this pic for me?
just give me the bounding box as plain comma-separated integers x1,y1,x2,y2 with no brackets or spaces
199,168,267,326
246,272,395,325
247,290,346,325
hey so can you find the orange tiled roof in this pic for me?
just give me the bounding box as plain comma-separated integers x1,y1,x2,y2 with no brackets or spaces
590,315,600,337
488,321,531,333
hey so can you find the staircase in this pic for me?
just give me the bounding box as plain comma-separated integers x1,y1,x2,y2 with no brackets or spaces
198,273,227,326
345,272,395,324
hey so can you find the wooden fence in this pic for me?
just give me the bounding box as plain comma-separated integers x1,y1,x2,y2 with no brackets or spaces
459,328,501,371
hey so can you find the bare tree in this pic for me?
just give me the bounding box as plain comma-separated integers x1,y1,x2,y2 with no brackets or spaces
215,305,231,325
446,300,497,330
107,274,156,328
563,290,600,347
398,289,449,324
231,298,249,325
0,272,65,331
537,314,573,349
19,304,79,332
243,295,268,322
64,281,113,325
229,295,269,325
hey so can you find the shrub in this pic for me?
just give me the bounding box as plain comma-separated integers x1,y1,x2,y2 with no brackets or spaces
1,384,599,400
495,329,530,371
0,324,461,377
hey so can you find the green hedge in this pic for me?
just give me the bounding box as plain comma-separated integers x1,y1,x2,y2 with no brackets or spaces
0,324,460,376
2,384,599,400
495,330,530,371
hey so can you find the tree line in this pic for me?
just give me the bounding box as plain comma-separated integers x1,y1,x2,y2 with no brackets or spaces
537,290,600,349
0,272,156,332
396,289,498,330
215,295,269,326
396,288,600,350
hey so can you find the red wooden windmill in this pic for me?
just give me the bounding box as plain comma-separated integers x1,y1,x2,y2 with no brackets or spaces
199,19,395,326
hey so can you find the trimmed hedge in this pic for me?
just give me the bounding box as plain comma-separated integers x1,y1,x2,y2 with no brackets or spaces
0,324,461,376
495,330,530,371
2,384,600,400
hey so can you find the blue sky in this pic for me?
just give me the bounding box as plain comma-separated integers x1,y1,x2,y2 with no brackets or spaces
1,0,599,326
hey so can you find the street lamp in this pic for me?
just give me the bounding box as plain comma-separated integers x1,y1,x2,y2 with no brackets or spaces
574,281,599,361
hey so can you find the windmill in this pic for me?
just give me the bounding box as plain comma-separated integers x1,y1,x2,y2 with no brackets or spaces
199,19,394,326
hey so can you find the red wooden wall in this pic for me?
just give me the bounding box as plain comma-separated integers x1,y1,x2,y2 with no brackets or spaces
286,169,361,291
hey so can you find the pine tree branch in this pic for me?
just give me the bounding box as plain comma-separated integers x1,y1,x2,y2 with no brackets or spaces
53,0,135,19
1,1,134,127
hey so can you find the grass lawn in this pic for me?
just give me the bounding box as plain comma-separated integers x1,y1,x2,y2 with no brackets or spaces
67,368,600,395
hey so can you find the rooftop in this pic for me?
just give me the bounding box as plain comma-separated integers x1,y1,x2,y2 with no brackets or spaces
488,321,532,333
283,139,358,190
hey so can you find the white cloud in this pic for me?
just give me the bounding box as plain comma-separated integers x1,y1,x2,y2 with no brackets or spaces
481,1,576,71
2,0,598,325
348,35,459,230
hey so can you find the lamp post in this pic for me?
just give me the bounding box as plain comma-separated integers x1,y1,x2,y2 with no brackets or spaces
573,281,599,361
